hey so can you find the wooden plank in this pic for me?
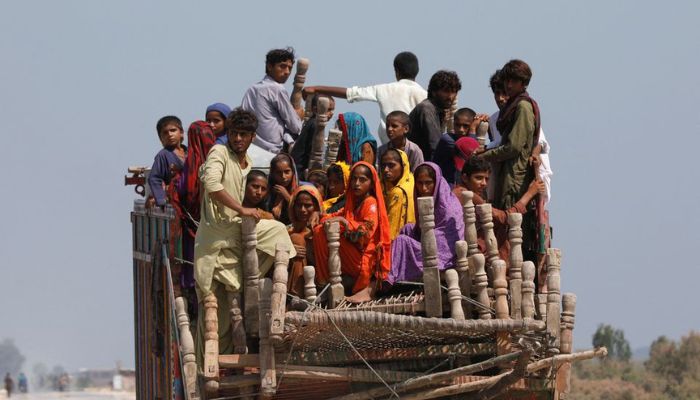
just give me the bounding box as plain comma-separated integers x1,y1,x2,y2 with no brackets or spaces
418,196,442,317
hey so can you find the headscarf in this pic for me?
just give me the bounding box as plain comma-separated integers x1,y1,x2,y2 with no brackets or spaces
323,161,351,212
453,137,480,172
380,149,415,239
288,185,325,225
184,120,216,223
206,103,232,121
344,162,392,284
338,112,377,164
265,153,299,223
495,91,541,145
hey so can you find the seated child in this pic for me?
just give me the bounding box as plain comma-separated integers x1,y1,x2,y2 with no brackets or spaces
242,170,274,220
323,161,350,213
287,185,324,297
451,137,480,197
376,111,424,172
205,103,232,145
387,162,464,286
306,169,328,196
290,94,336,175
148,116,186,209
266,153,299,225
379,149,415,240
432,108,489,184
313,162,391,303
337,112,377,165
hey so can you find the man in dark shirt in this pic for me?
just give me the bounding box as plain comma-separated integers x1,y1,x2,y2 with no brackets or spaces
408,70,461,160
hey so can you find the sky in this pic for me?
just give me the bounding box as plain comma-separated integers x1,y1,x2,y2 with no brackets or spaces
0,0,698,371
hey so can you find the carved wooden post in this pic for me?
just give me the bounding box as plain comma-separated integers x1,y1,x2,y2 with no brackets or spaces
521,261,536,319
324,128,343,169
203,293,219,396
175,297,198,399
475,204,499,267
557,293,577,398
258,278,276,398
537,293,548,321
459,191,480,257
290,58,309,109
325,221,344,308
303,265,317,303
476,121,489,146
454,241,472,317
470,253,491,320
309,97,329,172
492,260,509,319
418,197,442,317
546,248,562,356
270,243,290,345
443,96,458,133
508,213,524,319
227,292,247,354
303,94,314,123
445,269,464,320
242,216,260,338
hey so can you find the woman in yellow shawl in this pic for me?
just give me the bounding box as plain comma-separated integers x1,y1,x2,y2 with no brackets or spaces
378,148,415,239
323,161,351,213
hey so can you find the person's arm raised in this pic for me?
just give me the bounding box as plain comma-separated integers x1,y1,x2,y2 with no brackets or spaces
303,86,348,99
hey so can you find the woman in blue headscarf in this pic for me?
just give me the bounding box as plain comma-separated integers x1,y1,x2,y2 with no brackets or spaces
337,112,377,165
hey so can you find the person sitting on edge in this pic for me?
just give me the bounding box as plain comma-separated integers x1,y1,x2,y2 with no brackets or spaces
287,185,324,297
302,51,427,144
147,115,186,209
306,169,328,197
241,47,303,153
432,107,489,184
336,112,377,165
376,111,424,172
323,161,350,213
266,153,299,225
313,162,391,303
194,108,295,361
451,137,481,196
241,170,274,220
379,148,415,240
453,156,544,267
290,94,335,175
408,70,462,160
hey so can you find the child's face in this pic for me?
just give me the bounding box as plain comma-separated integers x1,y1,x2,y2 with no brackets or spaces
463,171,489,195
244,176,268,206
327,171,345,198
386,117,409,143
227,129,255,155
273,160,294,188
267,60,294,84
308,176,327,196
415,170,436,197
454,114,474,137
293,192,316,223
493,90,509,110
350,166,373,199
380,153,403,185
206,111,226,136
158,123,183,148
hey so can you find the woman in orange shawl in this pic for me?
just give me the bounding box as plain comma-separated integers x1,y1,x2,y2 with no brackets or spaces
287,185,324,297
313,162,391,303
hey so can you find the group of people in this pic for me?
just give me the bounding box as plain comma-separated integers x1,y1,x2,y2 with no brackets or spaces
4,372,27,397
145,48,552,357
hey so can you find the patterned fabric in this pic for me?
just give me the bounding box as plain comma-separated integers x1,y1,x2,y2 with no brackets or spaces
337,112,377,164
184,121,217,223
381,149,415,240
288,185,325,224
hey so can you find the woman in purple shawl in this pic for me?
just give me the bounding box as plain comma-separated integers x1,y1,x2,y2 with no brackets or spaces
386,162,464,285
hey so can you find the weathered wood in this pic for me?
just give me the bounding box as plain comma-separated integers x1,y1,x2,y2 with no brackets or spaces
508,213,524,319
242,216,260,338
290,58,309,109
492,260,509,319
258,278,276,398
309,97,329,171
175,297,198,399
418,196,442,317
333,292,425,315
324,128,343,169
546,248,562,356
227,292,247,354
303,265,317,304
325,221,344,308
222,365,418,386
557,293,577,398
203,293,219,396
521,261,536,319
476,121,489,146
445,269,464,320
270,243,291,345
444,96,458,133
465,348,531,400
470,253,492,320
329,351,524,400
475,203,500,268
303,94,314,123
460,191,480,257
454,241,472,317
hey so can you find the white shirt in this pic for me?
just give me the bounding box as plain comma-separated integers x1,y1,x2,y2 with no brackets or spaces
346,79,427,144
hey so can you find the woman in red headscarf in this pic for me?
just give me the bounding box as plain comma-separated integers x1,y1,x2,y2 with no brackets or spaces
313,162,391,303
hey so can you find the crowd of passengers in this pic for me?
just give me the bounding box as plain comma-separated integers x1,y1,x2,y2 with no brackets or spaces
146,48,553,354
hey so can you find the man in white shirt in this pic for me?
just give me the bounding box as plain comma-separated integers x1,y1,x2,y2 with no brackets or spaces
303,52,427,144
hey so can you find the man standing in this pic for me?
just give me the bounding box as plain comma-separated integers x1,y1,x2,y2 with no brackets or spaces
241,47,303,153
303,51,427,144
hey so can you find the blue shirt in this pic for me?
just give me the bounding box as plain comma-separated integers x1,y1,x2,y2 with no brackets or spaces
148,147,185,206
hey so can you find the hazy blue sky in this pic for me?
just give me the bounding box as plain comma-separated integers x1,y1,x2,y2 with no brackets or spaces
1,0,698,371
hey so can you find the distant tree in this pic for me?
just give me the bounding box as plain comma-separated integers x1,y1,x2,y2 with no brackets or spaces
645,332,700,398
0,338,25,375
592,324,632,361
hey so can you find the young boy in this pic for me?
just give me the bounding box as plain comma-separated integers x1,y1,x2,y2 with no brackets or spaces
306,169,328,197
432,108,489,184
376,111,424,172
147,116,186,209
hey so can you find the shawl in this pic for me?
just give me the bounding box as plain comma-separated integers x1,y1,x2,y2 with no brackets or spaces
265,153,299,223
184,120,216,222
323,161,351,212
495,91,541,145
338,112,377,164
288,185,325,225
453,137,480,172
381,149,415,239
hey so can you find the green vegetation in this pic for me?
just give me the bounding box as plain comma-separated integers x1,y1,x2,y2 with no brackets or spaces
0,338,25,376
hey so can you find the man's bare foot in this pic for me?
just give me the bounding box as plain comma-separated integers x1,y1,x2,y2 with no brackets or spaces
346,284,376,304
